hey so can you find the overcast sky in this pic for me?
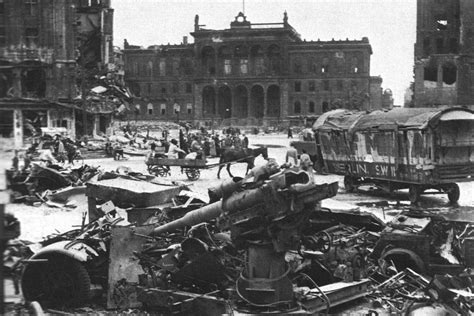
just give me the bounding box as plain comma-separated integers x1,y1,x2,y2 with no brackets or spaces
113,0,416,105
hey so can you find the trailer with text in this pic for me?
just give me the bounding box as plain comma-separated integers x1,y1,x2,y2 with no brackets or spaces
313,107,474,203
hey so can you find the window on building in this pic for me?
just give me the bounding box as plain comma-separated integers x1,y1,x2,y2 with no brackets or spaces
295,81,301,92
147,83,152,95
293,57,302,74
173,59,179,75
147,103,153,115
172,82,179,94
436,38,444,53
255,57,265,75
322,57,329,73
309,101,315,113
133,62,138,75
147,61,153,77
161,86,166,94
186,82,192,93
187,103,192,114
0,26,5,45
25,28,39,46
25,0,38,16
323,80,330,91
224,59,232,75
322,101,329,113
294,101,301,114
337,80,343,91
160,103,166,115
423,37,431,55
308,80,316,92
449,38,458,54
351,57,359,73
0,0,4,14
159,59,166,76
435,15,448,31
240,59,248,74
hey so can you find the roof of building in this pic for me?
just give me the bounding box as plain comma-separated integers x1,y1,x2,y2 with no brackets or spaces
313,107,474,132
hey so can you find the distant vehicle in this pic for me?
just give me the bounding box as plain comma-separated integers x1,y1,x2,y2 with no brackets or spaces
312,107,474,203
289,128,320,165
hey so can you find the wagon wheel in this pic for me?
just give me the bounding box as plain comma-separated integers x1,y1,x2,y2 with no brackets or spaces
408,185,422,204
185,168,200,181
315,231,332,253
444,183,460,203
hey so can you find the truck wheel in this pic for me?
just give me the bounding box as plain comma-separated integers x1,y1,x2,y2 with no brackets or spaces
408,185,422,204
22,254,91,307
445,183,460,203
344,176,356,193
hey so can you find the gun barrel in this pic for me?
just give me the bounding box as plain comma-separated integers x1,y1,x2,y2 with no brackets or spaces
152,200,223,235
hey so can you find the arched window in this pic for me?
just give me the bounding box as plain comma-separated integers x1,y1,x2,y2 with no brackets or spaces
294,101,301,114
147,103,153,115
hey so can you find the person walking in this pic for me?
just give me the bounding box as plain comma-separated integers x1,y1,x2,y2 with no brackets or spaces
287,128,293,139
242,134,249,149
285,143,298,167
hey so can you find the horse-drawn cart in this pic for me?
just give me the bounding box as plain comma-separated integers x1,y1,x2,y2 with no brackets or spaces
146,147,269,181
146,157,216,180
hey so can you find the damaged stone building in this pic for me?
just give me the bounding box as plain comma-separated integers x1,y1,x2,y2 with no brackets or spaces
0,0,115,148
124,13,388,127
413,0,474,108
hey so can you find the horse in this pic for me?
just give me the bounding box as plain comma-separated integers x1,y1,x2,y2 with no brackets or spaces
217,146,268,179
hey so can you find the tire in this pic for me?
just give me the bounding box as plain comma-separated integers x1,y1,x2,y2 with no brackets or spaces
445,183,460,203
22,254,91,307
409,185,422,204
344,175,356,193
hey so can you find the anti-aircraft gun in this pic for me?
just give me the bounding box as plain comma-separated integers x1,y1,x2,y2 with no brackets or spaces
151,168,338,311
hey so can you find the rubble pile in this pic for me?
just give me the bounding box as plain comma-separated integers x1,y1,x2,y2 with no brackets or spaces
4,162,474,315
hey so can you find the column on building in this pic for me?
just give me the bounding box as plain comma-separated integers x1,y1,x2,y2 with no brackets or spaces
13,109,23,149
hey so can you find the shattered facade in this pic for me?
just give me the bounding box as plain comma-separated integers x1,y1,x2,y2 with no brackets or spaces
124,12,385,127
0,0,116,147
413,0,474,108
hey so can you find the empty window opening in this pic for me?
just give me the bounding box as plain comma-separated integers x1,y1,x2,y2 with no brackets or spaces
187,103,192,114
337,80,343,91
436,38,444,53
322,101,329,113
186,82,192,93
442,63,457,85
309,101,315,113
22,69,45,97
295,81,301,92
449,38,459,54
323,80,330,91
294,101,301,114
25,27,39,46
161,87,166,94
436,16,448,31
160,104,166,115
240,59,248,74
147,103,153,115
423,37,431,55
424,66,437,82
172,82,179,94
224,59,232,74
309,80,316,92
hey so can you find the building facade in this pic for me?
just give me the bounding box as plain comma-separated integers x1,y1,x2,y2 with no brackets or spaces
124,13,385,127
413,0,474,107
0,0,114,148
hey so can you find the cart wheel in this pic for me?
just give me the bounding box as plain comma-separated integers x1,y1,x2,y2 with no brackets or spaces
344,176,357,193
316,231,332,253
409,185,422,204
185,168,200,181
445,183,460,203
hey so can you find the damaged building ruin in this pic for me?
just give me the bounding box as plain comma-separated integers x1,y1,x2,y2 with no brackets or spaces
0,0,117,148
123,12,393,128
413,0,474,108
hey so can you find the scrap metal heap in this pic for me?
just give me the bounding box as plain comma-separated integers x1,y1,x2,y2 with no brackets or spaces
136,169,341,313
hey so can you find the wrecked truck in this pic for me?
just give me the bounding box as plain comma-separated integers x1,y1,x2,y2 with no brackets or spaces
372,207,474,276
313,107,474,203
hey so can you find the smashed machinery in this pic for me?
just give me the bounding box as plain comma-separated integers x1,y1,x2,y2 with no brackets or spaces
151,169,338,310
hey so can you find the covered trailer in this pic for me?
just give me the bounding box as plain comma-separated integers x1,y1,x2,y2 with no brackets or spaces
313,107,474,203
